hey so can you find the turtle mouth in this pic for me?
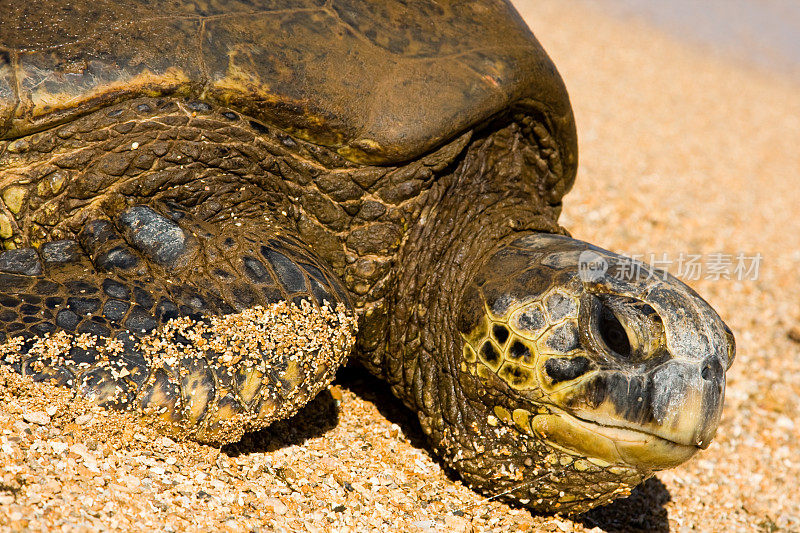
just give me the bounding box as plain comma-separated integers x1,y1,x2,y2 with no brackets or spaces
530,404,700,471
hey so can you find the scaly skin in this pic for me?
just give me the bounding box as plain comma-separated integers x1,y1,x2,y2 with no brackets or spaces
392,215,733,512
0,96,587,501
0,96,735,513
0,0,735,515
373,115,734,513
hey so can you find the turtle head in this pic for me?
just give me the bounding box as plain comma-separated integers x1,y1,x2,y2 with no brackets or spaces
455,232,734,511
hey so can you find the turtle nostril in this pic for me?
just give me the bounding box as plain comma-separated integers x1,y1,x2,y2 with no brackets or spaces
598,306,631,358
724,325,736,369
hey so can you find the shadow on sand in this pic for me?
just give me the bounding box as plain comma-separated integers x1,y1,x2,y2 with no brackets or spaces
223,363,672,532
337,364,674,532
222,388,340,457
576,477,672,532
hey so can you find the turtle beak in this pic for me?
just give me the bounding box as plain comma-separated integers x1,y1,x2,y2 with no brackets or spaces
640,281,732,450
545,321,729,470
653,358,725,450
546,238,734,470
566,270,733,469
468,233,735,472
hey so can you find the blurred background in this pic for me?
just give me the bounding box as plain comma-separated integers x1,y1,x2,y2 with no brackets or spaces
578,0,800,80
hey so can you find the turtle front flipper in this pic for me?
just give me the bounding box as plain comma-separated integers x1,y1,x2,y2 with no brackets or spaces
0,204,356,444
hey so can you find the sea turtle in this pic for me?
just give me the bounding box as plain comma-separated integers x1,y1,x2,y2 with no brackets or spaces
0,0,734,514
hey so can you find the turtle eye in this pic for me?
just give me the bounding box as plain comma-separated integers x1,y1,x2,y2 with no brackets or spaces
589,294,667,363
596,302,632,358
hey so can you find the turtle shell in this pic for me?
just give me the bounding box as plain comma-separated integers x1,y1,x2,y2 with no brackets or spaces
0,0,576,186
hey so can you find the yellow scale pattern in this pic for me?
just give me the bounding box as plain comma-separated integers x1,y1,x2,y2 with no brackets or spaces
460,288,582,394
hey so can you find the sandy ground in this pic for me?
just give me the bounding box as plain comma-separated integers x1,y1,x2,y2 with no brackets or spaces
2,1,800,531
585,0,800,82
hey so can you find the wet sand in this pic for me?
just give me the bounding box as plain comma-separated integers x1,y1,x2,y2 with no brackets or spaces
2,1,799,531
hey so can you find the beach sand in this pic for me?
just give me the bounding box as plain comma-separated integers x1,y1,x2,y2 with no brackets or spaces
1,1,799,531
